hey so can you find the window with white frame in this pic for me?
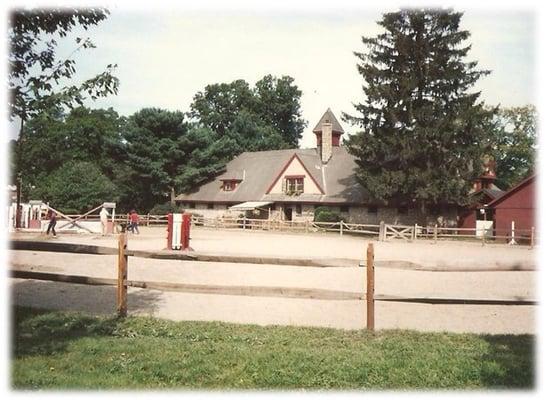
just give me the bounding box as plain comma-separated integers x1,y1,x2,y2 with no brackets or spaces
285,176,304,194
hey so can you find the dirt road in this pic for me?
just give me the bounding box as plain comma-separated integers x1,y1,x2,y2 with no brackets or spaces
8,227,537,334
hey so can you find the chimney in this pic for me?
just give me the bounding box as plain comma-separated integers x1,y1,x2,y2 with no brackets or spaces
321,122,332,163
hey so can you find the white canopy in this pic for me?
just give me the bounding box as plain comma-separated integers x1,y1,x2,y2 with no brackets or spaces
229,201,273,211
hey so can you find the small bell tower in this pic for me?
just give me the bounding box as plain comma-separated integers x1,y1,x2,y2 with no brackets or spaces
312,108,344,163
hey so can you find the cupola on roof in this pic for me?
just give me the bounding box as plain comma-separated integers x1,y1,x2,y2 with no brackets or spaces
312,108,344,134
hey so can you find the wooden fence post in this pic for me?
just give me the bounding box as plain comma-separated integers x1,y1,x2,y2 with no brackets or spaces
433,224,438,244
147,213,150,226
366,243,375,331
482,227,486,247
340,220,344,236
379,221,385,241
509,220,517,245
117,230,128,317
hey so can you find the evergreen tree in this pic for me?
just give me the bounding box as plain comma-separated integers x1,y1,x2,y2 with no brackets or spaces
121,108,237,211
343,9,493,210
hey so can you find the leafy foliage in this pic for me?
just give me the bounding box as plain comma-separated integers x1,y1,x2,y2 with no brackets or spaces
253,75,307,147
121,108,234,211
488,105,537,189
30,161,118,214
190,75,307,149
148,202,184,215
9,8,119,221
314,206,341,222
18,107,126,203
344,9,493,209
8,8,119,121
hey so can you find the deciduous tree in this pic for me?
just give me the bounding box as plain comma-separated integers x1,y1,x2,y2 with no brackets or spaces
30,161,118,214
18,107,125,201
489,105,537,189
190,75,306,149
254,75,307,147
9,8,119,224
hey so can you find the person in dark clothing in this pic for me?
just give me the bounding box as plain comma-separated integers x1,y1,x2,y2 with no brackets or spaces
46,210,57,236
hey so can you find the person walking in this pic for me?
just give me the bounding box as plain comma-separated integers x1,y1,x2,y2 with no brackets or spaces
46,209,57,237
100,207,110,235
126,211,133,233
129,209,140,234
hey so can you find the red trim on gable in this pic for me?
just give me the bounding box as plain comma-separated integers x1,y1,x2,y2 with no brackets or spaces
265,153,325,194
487,174,536,208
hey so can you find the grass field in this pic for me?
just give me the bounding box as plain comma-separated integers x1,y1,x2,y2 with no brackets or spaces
11,307,534,390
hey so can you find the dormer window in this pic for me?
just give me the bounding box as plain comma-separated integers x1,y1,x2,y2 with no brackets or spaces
284,175,304,195
221,180,240,192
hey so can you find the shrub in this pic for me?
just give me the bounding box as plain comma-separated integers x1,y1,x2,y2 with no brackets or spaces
314,206,341,223
30,161,118,214
149,202,183,215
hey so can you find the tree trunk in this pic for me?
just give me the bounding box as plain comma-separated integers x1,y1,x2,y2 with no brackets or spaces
418,200,427,226
170,187,176,205
15,117,25,229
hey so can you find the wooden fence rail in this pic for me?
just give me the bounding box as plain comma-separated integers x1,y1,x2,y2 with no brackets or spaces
10,240,536,328
190,216,536,247
47,213,536,247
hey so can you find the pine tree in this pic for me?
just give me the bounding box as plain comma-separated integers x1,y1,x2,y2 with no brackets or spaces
343,9,493,211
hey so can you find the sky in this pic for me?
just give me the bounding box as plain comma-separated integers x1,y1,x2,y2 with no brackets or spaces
5,2,537,149
1,2,545,396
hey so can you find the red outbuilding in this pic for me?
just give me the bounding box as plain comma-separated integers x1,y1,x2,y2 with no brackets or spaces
457,166,505,234
487,174,536,240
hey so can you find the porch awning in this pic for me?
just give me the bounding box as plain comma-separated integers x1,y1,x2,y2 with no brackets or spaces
229,201,273,211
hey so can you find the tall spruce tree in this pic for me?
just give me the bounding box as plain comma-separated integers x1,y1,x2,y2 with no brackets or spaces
343,9,493,211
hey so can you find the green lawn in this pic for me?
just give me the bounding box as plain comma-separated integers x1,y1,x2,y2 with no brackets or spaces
11,306,534,390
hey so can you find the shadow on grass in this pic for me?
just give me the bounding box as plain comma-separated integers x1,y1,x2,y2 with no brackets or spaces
11,279,162,315
12,307,120,358
11,279,162,358
479,334,535,389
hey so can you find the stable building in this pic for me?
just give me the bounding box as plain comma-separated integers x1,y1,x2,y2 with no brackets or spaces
457,163,505,236
487,174,536,239
175,109,458,226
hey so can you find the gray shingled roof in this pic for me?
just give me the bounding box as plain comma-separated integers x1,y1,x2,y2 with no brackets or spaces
176,146,369,204
312,108,345,134
482,188,505,200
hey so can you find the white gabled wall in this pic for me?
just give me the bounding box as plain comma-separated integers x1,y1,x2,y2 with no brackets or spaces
268,156,322,194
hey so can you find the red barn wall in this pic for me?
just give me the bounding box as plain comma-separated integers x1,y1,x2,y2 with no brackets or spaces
458,208,476,232
493,178,536,236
